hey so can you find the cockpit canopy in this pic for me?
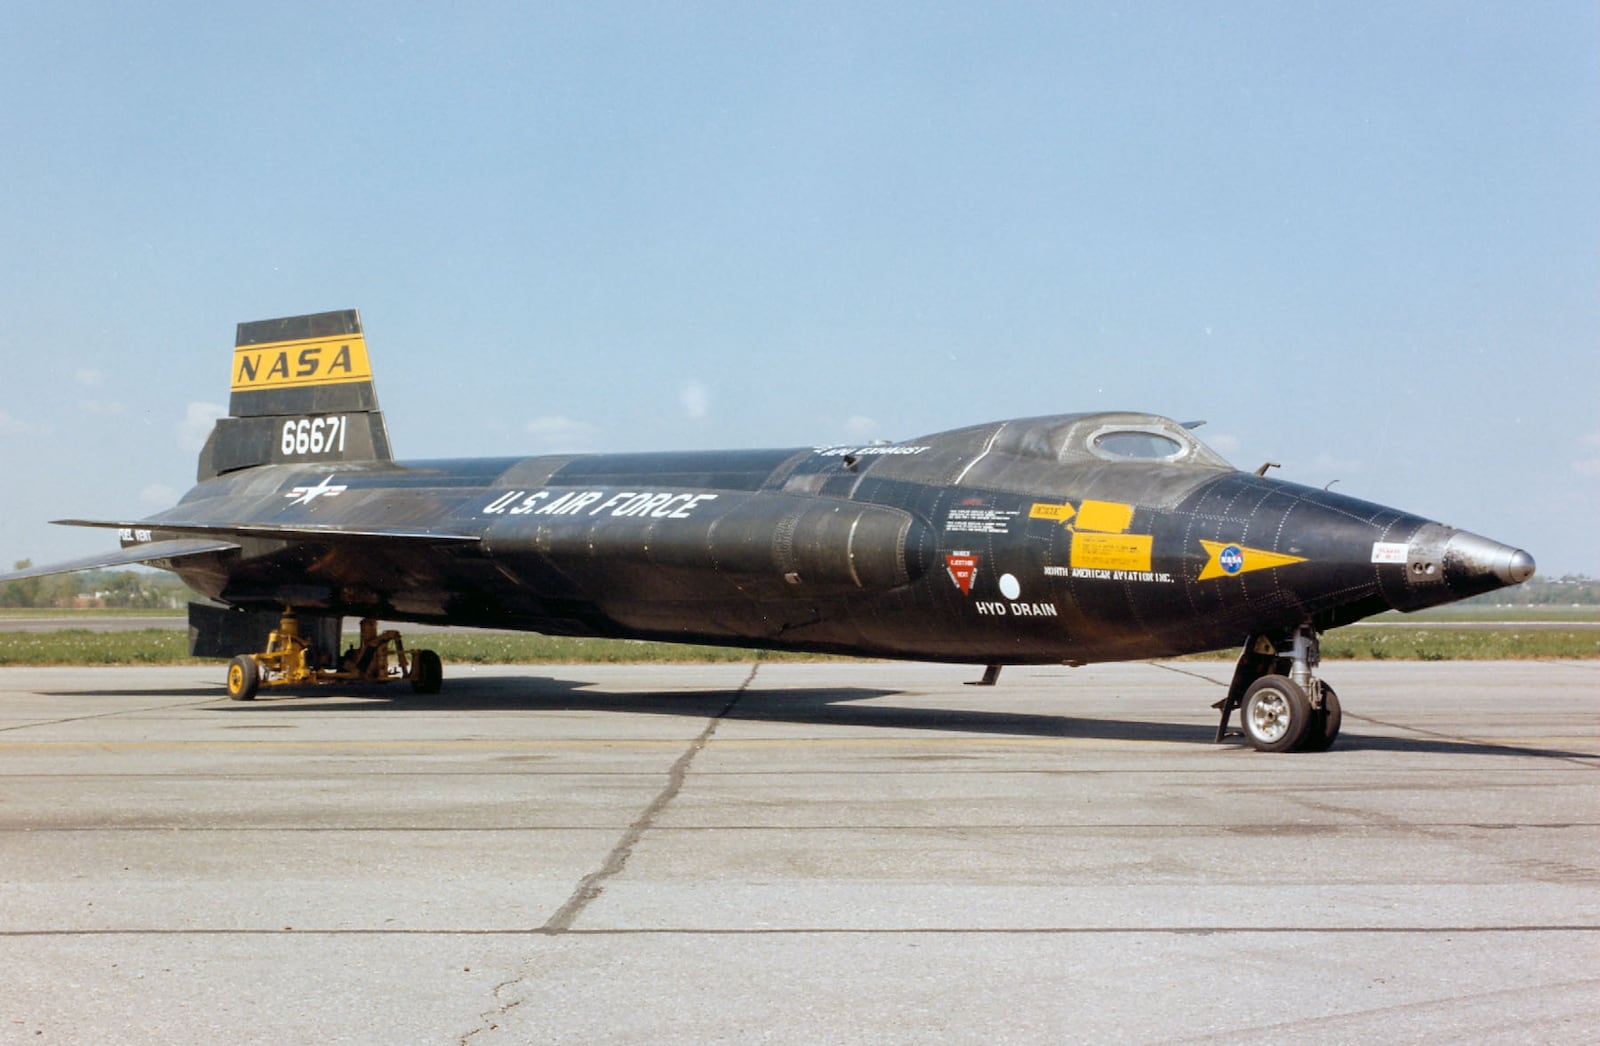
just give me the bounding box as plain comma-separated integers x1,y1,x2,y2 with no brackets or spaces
985,411,1234,470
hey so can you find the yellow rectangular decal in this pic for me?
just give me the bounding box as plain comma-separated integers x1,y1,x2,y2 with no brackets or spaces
1070,532,1154,571
231,334,372,392
1074,500,1135,534
1029,502,1076,522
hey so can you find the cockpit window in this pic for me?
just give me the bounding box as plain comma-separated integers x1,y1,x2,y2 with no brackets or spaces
1091,429,1185,461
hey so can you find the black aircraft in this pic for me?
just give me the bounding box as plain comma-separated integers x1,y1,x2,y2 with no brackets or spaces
2,309,1534,751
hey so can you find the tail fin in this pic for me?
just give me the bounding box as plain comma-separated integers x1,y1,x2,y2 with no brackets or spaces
196,309,394,479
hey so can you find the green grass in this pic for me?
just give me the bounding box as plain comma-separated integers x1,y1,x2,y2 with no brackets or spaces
1373,605,1599,624
0,629,846,667
0,608,185,619
1321,628,1598,660
0,625,1594,666
0,630,195,665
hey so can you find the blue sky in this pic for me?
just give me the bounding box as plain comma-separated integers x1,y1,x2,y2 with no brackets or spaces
3,2,1596,575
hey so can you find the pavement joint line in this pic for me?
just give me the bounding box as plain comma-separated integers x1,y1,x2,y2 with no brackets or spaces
1,764,1588,777
4,821,1596,834
1,925,1597,938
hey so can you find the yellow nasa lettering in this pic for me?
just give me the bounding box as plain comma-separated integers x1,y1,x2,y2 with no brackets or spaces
232,334,373,392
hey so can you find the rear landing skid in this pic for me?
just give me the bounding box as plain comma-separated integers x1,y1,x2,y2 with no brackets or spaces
224,612,442,700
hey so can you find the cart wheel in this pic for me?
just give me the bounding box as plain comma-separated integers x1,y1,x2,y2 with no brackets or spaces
227,655,260,701
411,649,442,694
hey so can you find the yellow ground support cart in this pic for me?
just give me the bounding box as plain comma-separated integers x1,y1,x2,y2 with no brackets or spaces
225,612,441,700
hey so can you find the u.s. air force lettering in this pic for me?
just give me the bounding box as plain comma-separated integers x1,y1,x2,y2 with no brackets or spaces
482,489,720,518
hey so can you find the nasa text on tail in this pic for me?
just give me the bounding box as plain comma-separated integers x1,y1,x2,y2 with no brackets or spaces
3,310,1533,751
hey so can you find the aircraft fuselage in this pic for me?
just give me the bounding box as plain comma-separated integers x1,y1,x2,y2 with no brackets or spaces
152,425,1526,667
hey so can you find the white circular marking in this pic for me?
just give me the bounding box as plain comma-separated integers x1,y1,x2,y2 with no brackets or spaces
999,573,1021,600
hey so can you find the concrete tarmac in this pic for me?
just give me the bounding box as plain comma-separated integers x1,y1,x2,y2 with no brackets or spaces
1,660,1596,1044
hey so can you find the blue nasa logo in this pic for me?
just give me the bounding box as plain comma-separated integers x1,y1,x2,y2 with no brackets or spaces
1218,544,1245,575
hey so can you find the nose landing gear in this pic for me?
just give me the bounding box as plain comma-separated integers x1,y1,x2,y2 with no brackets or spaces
224,611,442,700
1214,624,1341,752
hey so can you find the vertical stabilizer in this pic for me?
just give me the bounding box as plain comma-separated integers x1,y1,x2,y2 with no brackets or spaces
197,309,394,480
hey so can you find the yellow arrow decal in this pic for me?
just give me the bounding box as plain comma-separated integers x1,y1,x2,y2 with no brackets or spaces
1197,539,1307,581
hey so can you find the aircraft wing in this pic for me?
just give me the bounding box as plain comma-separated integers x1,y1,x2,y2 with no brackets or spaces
0,521,482,586
0,538,243,584
50,518,483,545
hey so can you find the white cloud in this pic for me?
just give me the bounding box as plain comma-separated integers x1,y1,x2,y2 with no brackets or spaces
1573,433,1600,479
524,415,601,454
139,484,178,506
680,380,710,421
0,409,28,434
74,368,104,386
178,402,226,451
842,415,880,440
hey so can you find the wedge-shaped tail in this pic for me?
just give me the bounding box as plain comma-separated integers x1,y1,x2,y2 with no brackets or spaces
196,308,393,479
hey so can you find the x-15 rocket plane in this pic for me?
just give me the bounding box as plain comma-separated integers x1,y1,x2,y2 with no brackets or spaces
2,310,1534,751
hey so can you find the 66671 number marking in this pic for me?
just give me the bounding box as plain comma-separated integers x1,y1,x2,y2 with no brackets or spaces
280,415,348,457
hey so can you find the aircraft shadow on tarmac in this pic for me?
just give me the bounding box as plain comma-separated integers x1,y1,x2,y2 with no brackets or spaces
142,673,1595,760
184,675,1220,745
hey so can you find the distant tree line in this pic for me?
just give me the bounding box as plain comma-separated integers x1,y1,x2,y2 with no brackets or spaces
1461,575,1600,606
1,562,199,609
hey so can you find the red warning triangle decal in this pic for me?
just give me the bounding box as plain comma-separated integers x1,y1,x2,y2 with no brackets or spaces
946,552,978,596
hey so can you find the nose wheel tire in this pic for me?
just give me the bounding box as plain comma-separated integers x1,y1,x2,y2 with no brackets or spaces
1241,675,1311,752
226,655,260,701
1300,684,1342,752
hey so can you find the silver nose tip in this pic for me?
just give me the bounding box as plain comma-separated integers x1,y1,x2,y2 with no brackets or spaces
1444,531,1536,586
1505,548,1536,584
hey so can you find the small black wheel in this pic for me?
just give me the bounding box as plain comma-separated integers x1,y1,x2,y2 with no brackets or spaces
1299,683,1343,752
411,649,442,694
226,655,260,701
1241,675,1311,752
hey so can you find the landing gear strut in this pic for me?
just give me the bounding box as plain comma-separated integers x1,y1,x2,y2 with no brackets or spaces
225,611,442,700
1213,623,1341,752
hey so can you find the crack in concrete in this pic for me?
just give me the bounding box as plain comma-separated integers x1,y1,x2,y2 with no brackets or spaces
0,696,223,734
461,661,757,1043
542,661,755,932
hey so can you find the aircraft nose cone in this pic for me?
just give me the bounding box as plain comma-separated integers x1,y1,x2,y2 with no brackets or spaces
1443,531,1536,586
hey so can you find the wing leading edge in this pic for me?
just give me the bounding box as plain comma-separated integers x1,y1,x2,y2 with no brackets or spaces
50,518,483,545
0,521,482,586
0,538,243,584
